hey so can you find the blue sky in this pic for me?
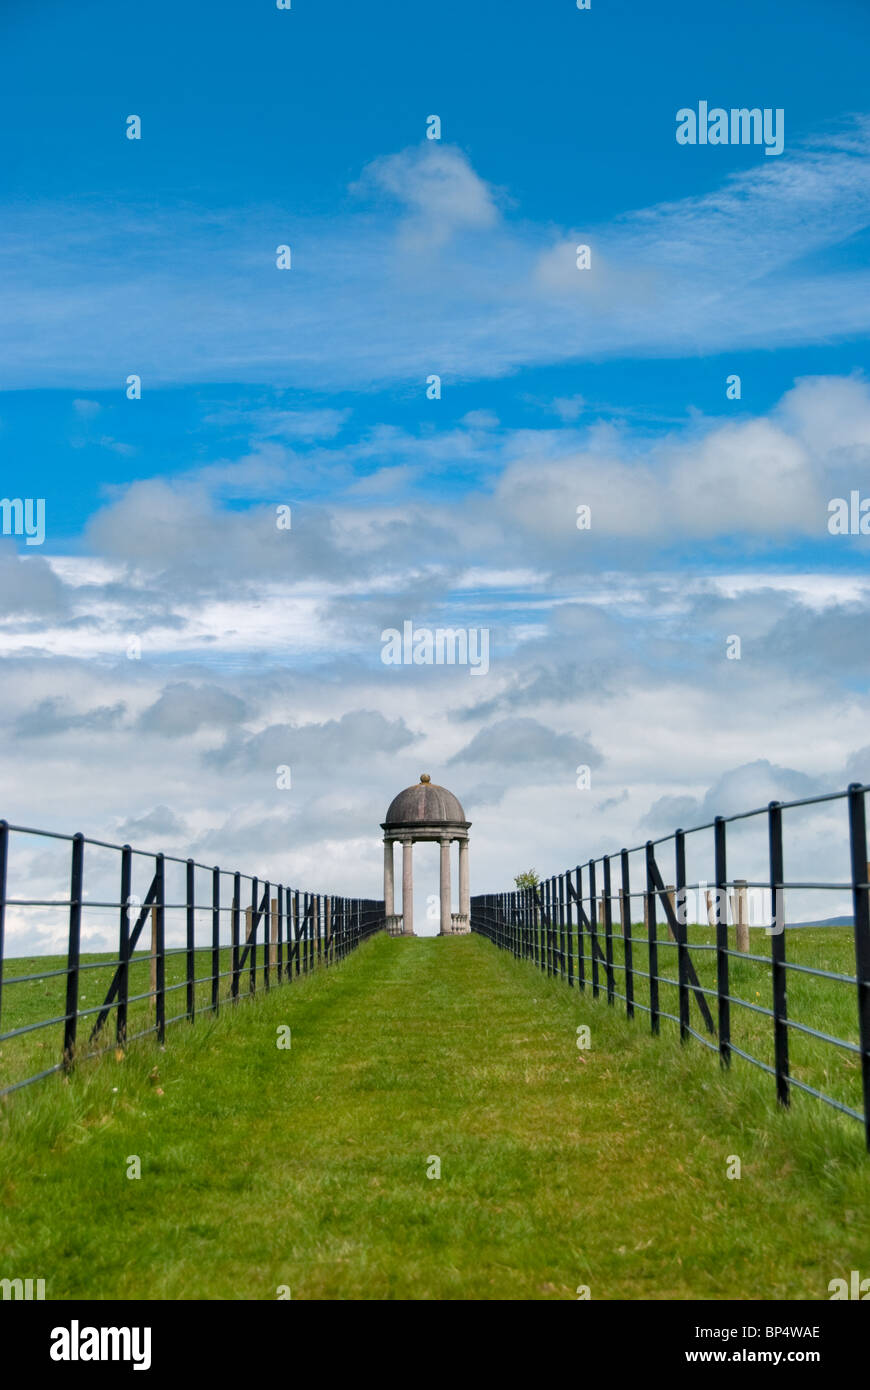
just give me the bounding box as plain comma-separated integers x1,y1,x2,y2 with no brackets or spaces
3,0,870,534
2,0,870,943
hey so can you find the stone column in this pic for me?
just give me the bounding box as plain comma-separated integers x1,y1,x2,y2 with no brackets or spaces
459,837,470,921
383,839,394,917
440,837,452,935
402,838,414,936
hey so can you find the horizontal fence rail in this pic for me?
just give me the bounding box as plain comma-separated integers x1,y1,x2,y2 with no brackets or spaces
0,820,384,1097
471,783,870,1150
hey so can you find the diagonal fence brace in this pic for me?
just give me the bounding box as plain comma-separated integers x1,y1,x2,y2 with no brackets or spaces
647,852,716,1034
565,877,617,994
238,886,270,973
90,873,159,1041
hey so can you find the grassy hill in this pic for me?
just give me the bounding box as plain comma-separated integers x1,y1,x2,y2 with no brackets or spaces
1,931,869,1300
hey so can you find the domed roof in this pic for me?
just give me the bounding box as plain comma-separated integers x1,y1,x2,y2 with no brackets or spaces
383,774,468,829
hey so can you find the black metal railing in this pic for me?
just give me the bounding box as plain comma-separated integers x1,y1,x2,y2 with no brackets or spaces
471,783,870,1149
0,819,384,1097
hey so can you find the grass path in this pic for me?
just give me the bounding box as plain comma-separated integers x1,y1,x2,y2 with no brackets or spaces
2,932,869,1300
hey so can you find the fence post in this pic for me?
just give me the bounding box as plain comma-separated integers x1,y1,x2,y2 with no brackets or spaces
286,886,295,978
317,893,323,965
620,849,633,1019
545,883,551,970
63,833,84,1070
645,842,659,1034
232,872,241,999
272,889,279,978
530,884,539,973
155,853,166,1044
733,878,750,953
149,906,157,1017
212,867,221,1013
550,878,557,974
263,883,272,989
603,856,615,1005
559,876,566,976
547,878,555,978
848,784,870,1151
250,878,258,994
675,831,689,1041
565,873,574,987
714,817,730,1068
768,801,789,1107
294,890,301,975
186,858,196,1023
117,843,131,1047
574,866,584,991
588,859,599,998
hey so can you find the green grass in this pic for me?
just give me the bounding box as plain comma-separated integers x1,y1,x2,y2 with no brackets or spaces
583,922,865,1116
1,931,869,1300
1,942,318,1092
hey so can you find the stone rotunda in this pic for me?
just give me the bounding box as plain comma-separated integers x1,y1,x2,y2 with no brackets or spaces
381,775,471,937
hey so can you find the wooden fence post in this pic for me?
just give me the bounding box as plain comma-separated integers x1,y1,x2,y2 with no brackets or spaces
733,879,750,953
270,897,278,971
663,883,678,943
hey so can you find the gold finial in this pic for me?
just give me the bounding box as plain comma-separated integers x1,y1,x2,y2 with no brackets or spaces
420,773,431,783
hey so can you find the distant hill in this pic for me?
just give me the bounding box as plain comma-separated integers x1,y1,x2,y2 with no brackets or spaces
787,915,852,929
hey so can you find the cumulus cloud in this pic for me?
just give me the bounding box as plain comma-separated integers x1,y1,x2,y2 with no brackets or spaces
644,759,826,831
138,682,249,738
448,717,602,769
16,697,126,738
116,805,188,843
0,547,70,619
2,376,870,950
354,144,500,250
209,709,419,773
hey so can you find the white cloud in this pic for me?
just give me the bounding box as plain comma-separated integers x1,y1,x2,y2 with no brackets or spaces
2,375,870,951
354,144,500,249
3,127,870,389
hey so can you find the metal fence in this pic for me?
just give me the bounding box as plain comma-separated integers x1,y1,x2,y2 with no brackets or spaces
471,783,870,1150
0,819,384,1097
